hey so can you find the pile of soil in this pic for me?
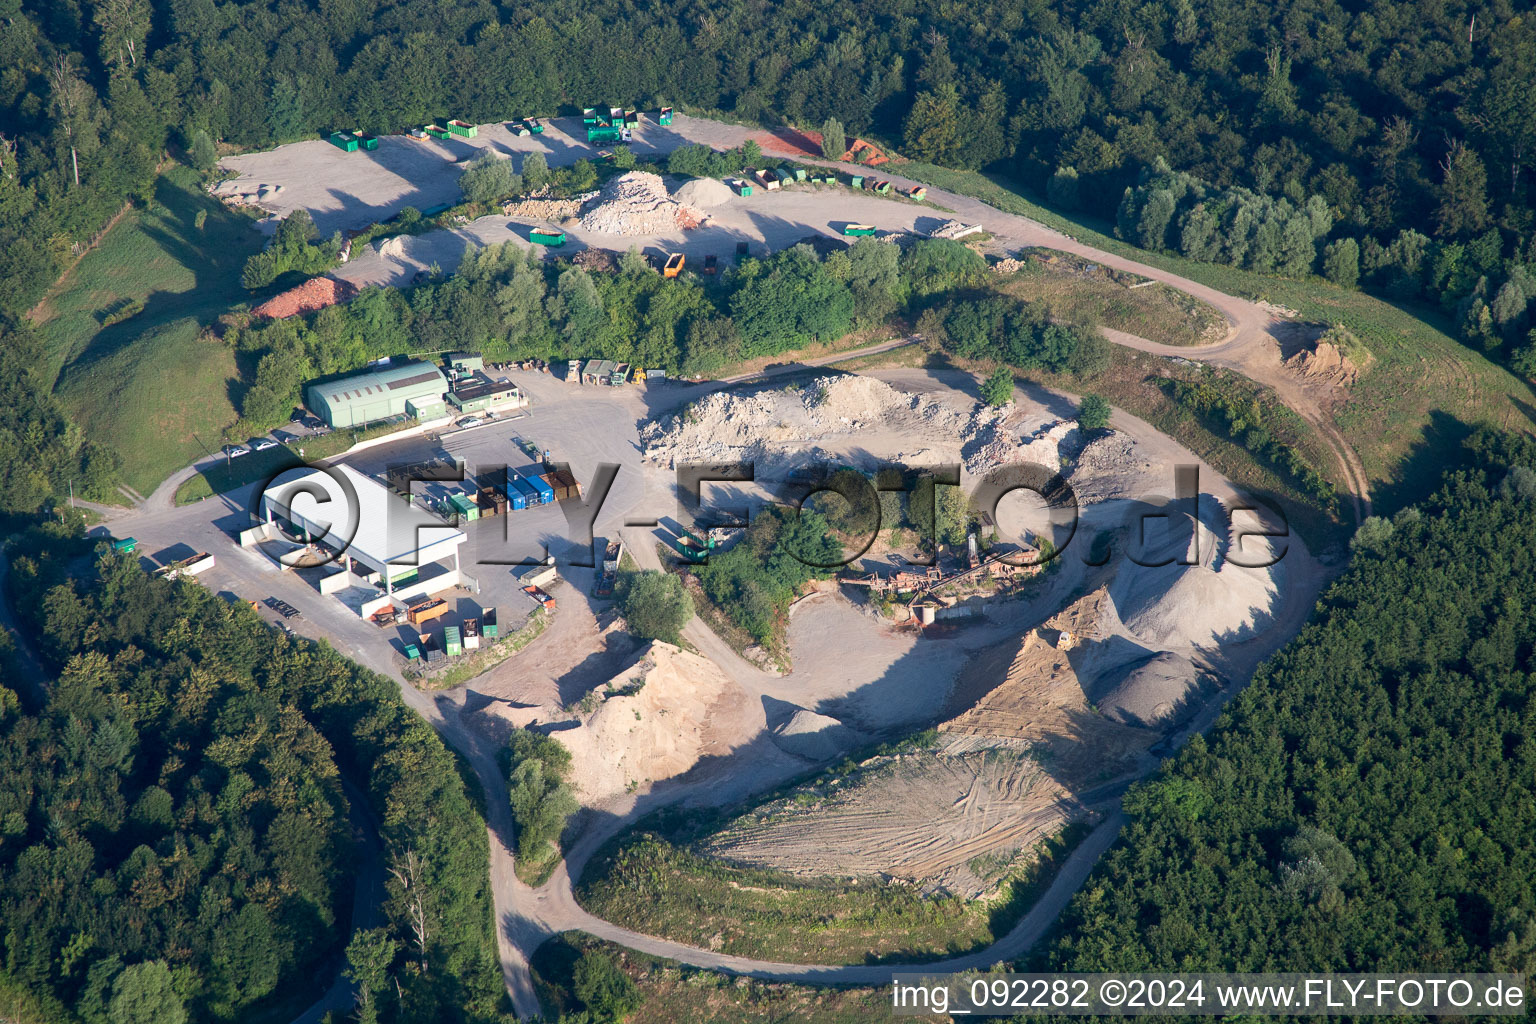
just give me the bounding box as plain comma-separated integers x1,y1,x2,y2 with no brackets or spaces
1284,340,1363,386
572,248,618,273
252,276,358,319
771,709,860,760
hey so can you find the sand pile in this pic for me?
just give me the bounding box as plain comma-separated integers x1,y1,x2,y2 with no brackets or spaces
1106,496,1282,649
554,641,762,804
252,276,358,319
1284,340,1362,386
673,177,733,208
212,181,284,208
771,709,860,760
1091,651,1200,726
641,374,1087,477
579,171,703,236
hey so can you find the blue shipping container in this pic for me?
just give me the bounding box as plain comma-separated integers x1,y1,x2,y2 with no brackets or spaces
504,484,527,510
509,473,541,506
521,468,555,503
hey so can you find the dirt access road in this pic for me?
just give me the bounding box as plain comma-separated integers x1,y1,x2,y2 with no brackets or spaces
194,116,1376,1013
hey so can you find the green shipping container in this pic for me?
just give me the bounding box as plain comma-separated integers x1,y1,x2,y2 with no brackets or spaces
405,644,420,660
738,182,753,196
530,229,566,247
425,124,452,140
658,107,674,125
112,537,138,554
359,134,379,151
850,175,864,189
794,167,808,181
447,119,478,137
444,626,462,656
587,126,622,143
328,131,359,152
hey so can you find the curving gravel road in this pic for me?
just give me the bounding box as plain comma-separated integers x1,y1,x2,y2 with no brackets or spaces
181,114,1376,1017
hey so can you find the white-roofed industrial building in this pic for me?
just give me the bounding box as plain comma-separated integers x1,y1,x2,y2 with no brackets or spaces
305,360,449,429
259,464,466,609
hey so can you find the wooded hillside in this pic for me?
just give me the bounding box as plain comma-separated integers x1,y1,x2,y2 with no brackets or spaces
2,526,509,1023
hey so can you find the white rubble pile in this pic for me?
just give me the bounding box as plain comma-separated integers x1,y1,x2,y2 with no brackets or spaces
639,374,1109,478
579,171,703,236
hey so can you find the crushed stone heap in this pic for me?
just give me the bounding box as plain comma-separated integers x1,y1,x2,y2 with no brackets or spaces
579,171,703,236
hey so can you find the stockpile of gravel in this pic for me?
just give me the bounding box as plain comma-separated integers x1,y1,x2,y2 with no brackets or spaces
579,171,702,236
672,177,734,208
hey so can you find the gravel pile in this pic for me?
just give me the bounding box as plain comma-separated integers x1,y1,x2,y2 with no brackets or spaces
579,171,703,236
640,374,1095,477
502,194,592,220
672,177,734,208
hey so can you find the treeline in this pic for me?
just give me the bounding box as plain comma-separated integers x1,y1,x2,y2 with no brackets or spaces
1116,163,1536,377
1162,376,1335,507
0,319,120,522
1117,165,1333,277
923,289,1111,378
7,0,1534,323
4,526,509,1023
240,209,343,289
502,730,577,883
225,234,1026,434
1039,428,1536,984
691,505,840,648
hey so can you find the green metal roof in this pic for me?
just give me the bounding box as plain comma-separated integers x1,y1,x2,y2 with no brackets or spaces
312,361,447,407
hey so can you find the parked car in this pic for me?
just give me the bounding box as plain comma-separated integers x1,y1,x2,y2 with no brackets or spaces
457,417,483,428
251,438,278,451
225,445,250,458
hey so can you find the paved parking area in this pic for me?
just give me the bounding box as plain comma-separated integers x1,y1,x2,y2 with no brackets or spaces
215,114,759,237
97,370,693,675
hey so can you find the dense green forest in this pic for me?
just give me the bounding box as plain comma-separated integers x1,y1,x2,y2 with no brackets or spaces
2,526,509,1023
4,0,1534,319
5,0,1533,512
1037,428,1536,981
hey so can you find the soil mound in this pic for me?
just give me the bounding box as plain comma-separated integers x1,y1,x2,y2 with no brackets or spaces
1285,340,1363,386
702,741,1060,897
1091,651,1200,726
252,276,358,319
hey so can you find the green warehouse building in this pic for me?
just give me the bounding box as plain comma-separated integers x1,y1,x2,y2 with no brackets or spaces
305,361,449,428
